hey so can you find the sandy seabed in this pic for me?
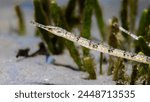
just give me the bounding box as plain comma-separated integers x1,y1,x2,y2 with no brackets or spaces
0,33,115,85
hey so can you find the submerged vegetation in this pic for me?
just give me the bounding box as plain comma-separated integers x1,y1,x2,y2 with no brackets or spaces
14,4,26,35
15,0,150,84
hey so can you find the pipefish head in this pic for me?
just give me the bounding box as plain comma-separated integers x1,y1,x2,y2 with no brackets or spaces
30,21,65,37
30,20,54,31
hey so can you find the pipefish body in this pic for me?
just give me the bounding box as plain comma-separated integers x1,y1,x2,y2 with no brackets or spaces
30,21,150,64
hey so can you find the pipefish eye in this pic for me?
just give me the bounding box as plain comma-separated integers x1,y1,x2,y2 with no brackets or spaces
56,30,61,33
47,27,52,31
54,27,63,34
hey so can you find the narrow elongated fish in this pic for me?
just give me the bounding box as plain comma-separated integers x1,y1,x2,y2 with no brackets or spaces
30,21,150,64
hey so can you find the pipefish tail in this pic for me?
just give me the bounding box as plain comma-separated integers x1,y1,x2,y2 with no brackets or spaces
30,21,150,64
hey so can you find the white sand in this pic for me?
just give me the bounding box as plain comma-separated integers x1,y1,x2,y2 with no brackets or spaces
0,33,115,85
